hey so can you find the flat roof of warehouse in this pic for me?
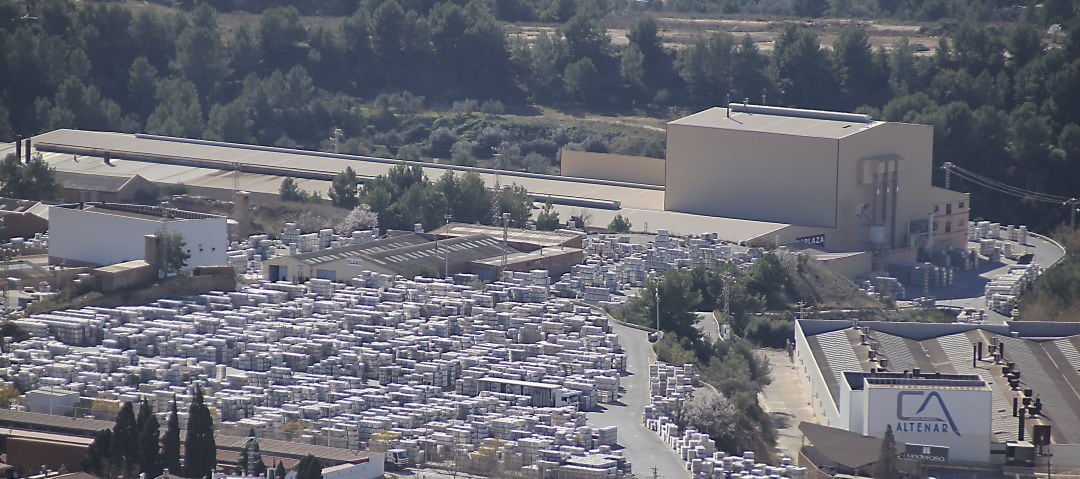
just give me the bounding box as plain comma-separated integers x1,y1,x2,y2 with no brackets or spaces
546,204,799,243
670,105,883,139
797,319,1080,445
31,129,665,209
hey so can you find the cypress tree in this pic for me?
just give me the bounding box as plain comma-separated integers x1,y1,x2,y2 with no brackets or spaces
247,429,266,477
162,397,182,475
275,461,287,479
112,401,138,474
239,440,249,476
137,399,162,477
296,455,322,479
184,385,217,478
82,428,114,476
875,424,900,479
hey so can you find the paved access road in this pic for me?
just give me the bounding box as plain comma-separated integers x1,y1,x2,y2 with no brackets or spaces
758,349,817,460
587,322,689,479
695,311,721,343
931,234,1066,324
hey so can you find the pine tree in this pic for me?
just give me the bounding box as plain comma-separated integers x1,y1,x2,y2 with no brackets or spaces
112,401,139,474
137,399,162,478
275,461,287,479
329,167,359,208
162,397,182,475
875,424,899,479
184,385,217,478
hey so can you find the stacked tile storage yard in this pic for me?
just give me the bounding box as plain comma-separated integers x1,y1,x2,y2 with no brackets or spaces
985,263,1042,314
553,231,760,307
4,228,778,478
643,362,808,479
1,272,632,477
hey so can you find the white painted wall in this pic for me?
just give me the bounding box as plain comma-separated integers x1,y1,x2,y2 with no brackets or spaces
1050,444,1080,467
862,387,992,463
49,206,227,267
320,456,385,479
793,321,842,427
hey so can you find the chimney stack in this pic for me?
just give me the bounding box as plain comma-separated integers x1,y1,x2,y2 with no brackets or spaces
14,135,21,161
23,137,31,164
1019,408,1026,441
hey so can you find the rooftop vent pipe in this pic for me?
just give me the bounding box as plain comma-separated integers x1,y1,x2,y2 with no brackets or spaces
728,103,873,123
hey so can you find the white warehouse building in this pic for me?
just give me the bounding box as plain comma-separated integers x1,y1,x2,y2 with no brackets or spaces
48,202,227,267
795,319,1080,467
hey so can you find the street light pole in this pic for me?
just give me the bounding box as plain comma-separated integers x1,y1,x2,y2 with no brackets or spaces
655,286,660,332
444,214,452,277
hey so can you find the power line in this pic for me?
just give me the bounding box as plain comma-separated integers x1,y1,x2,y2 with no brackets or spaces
948,169,1066,203
945,164,1071,203
947,168,1068,204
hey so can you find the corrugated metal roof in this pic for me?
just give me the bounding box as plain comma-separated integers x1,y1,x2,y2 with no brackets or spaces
431,223,581,248
54,170,134,193
0,409,372,464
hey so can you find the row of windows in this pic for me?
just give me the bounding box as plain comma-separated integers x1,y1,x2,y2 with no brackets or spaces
933,218,967,233
932,201,966,214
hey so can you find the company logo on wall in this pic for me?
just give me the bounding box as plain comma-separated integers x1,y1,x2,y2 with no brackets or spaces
796,234,826,247
895,391,961,436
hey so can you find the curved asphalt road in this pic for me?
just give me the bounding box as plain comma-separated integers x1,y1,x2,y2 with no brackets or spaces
931,234,1067,324
587,322,689,479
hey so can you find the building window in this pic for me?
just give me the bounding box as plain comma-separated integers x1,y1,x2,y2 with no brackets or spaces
959,201,965,209
945,222,952,233
946,203,952,214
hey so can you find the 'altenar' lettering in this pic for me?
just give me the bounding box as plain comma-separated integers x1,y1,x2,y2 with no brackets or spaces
896,421,950,433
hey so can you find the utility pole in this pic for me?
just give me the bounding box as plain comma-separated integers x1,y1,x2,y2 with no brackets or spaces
444,214,452,277
1069,198,1078,230
332,128,343,154
501,212,510,269
491,152,502,225
655,285,660,331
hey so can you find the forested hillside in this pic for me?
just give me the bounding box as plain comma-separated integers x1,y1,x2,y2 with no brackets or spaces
0,0,1078,229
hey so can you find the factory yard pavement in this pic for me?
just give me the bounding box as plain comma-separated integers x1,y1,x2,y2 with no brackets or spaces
587,322,690,479
758,349,816,461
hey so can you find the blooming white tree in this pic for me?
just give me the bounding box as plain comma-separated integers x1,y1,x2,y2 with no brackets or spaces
336,204,379,234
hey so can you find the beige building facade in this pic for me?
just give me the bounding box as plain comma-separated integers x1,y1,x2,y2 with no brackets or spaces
666,103,967,253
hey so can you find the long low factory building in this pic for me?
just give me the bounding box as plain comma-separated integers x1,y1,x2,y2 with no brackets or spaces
15,130,834,249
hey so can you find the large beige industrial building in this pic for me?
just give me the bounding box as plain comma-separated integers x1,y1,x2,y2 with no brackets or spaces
667,104,939,251
9,103,968,276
